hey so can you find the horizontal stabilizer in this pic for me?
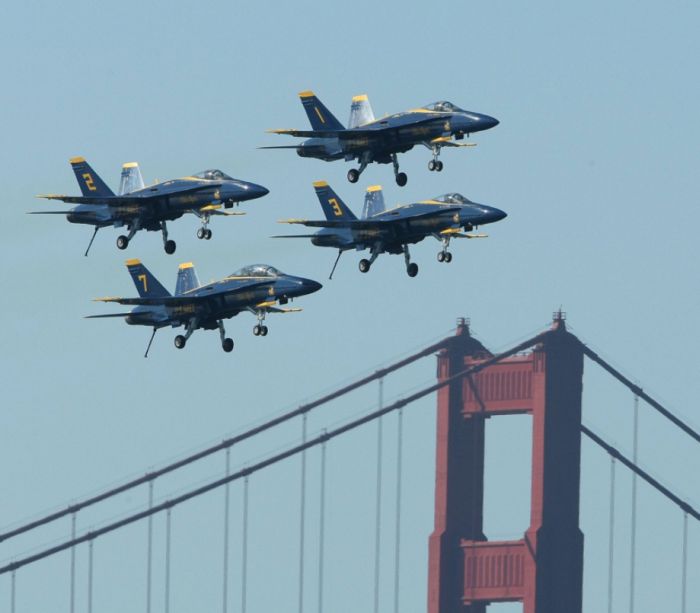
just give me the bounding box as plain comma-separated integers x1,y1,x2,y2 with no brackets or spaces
27,211,77,215
84,313,131,318
270,234,318,238
257,145,303,150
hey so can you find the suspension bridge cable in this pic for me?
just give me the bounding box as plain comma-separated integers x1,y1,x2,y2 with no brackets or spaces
317,432,327,613
88,539,94,613
581,345,700,443
70,512,76,613
222,448,231,613
580,425,699,521
629,394,639,613
373,378,384,613
241,476,249,613
0,338,452,546
147,480,154,613
607,458,616,613
298,413,308,613
164,508,172,613
681,512,688,613
393,407,404,613
0,333,550,577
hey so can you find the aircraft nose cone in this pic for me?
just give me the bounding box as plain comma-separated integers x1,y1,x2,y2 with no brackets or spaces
247,182,269,199
478,114,499,130
484,206,507,223
303,278,323,294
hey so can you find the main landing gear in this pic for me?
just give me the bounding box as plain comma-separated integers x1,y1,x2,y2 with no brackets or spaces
174,319,234,352
358,244,382,274
116,221,176,254
174,317,198,350
403,244,418,277
253,311,269,336
218,320,234,352
392,153,407,187
428,143,445,172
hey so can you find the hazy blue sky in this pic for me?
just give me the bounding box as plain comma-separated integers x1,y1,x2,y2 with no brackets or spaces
1,1,698,612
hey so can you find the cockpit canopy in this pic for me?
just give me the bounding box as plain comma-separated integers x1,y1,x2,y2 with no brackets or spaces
193,169,234,181
230,264,281,278
434,193,473,204
422,101,466,113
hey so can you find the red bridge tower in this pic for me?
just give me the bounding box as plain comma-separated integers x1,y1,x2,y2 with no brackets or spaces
428,315,585,613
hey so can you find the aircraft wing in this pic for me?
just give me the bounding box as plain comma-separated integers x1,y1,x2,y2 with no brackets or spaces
278,206,462,229
37,184,224,206
268,116,447,140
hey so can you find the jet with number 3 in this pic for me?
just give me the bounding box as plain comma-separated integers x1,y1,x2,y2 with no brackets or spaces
88,259,322,356
263,91,499,186
32,157,269,255
274,181,506,278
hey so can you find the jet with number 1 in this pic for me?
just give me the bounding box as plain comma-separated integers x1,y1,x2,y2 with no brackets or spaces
263,91,499,186
32,157,269,255
88,259,322,356
274,182,507,278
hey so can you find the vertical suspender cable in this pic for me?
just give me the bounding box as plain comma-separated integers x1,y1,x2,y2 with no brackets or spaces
629,394,639,613
88,539,94,613
10,570,16,613
607,458,616,613
317,432,327,613
222,448,231,613
241,476,249,613
298,413,308,613
164,508,172,613
393,407,404,613
70,512,76,613
147,480,154,613
681,512,688,613
373,378,384,613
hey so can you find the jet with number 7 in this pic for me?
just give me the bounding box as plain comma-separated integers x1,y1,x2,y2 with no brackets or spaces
88,259,322,356
274,182,507,278
31,157,269,255
263,91,499,186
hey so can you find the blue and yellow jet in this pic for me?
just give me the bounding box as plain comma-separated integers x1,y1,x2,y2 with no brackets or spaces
275,182,507,278
33,157,269,255
88,260,322,356
264,91,499,186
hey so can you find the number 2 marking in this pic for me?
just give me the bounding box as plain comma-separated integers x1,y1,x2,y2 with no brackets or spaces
138,274,148,293
82,173,97,191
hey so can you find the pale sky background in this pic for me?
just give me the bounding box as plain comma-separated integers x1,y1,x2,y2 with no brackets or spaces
1,1,698,612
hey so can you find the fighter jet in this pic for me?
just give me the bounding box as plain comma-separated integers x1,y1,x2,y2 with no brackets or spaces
274,182,507,278
263,91,499,186
88,259,322,356
32,157,269,255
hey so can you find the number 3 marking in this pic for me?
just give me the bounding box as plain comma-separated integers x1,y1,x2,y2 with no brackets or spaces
329,198,342,216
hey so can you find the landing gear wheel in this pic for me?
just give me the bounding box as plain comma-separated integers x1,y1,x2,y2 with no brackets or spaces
204,229,212,240
260,325,268,336
435,161,444,172
116,235,129,250
395,172,408,187
407,262,419,277
428,160,436,171
444,252,452,263
164,240,176,255
222,338,234,352
197,227,206,239
174,335,186,349
359,259,371,273
437,251,446,262
347,168,360,183
253,325,261,336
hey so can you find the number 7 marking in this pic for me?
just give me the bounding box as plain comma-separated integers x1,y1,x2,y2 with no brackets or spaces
138,274,148,293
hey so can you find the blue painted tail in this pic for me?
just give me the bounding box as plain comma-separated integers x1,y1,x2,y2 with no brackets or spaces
299,91,344,131
69,157,115,197
313,181,357,221
125,259,171,298
175,262,200,295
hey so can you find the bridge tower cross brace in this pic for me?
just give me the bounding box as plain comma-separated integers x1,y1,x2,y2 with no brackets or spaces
428,316,584,613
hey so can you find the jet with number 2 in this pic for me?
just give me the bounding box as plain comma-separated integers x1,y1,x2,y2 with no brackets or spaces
263,91,499,186
32,157,269,255
274,182,507,278
88,259,322,356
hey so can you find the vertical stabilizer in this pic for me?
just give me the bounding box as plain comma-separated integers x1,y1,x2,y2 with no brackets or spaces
312,181,357,221
348,94,375,128
175,262,200,295
125,259,171,298
70,157,115,197
119,162,145,195
361,185,385,219
299,91,345,131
